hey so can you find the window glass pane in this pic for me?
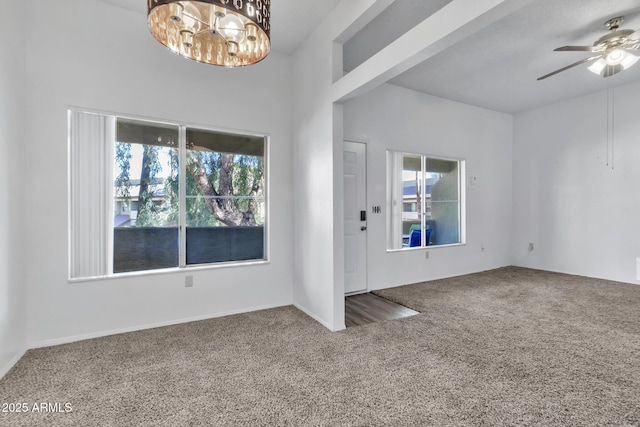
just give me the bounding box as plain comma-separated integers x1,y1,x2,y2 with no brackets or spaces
113,119,179,273
185,128,265,265
426,158,459,246
402,155,423,248
387,151,462,250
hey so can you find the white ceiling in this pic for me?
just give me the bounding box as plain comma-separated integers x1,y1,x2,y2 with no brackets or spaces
376,0,640,113
101,0,640,114
343,0,455,73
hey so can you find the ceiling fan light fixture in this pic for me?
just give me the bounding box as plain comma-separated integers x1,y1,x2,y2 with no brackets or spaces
148,0,271,67
539,15,640,80
588,49,640,76
605,48,625,65
587,58,607,75
620,51,640,69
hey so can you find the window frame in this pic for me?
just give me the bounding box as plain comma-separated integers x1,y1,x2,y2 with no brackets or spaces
68,107,270,282
386,150,466,252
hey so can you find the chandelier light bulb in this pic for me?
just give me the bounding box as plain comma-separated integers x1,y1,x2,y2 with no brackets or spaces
207,5,227,35
181,30,194,49
218,13,245,44
245,23,258,42
169,3,183,22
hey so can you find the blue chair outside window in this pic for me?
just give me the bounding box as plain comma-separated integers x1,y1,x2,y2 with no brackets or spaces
409,228,432,247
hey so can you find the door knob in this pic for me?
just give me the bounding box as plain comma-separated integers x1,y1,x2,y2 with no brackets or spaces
361,226,367,231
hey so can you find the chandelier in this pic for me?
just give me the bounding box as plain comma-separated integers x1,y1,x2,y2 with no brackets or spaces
148,0,271,67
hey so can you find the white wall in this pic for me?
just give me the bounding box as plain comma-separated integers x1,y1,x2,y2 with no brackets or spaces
513,80,640,284
344,83,514,289
0,0,27,377
291,28,343,331
291,0,384,331
24,0,294,346
291,0,387,331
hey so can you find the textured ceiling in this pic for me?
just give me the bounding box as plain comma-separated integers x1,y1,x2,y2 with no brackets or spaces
100,0,640,114
343,0,454,72
385,0,640,113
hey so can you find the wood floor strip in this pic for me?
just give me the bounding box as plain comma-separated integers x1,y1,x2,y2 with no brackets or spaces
345,293,419,327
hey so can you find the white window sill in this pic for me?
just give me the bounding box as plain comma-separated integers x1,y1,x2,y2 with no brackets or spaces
68,259,270,283
387,242,466,253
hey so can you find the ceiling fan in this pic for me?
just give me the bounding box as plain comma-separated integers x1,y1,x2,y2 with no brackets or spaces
538,16,640,80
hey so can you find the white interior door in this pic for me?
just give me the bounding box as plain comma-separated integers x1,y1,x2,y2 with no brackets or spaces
344,141,367,294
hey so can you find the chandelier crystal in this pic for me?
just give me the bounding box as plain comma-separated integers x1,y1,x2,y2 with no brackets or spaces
148,0,271,67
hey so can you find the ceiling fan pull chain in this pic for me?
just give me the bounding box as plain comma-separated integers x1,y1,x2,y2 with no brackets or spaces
606,83,616,170
611,83,615,170
606,86,610,168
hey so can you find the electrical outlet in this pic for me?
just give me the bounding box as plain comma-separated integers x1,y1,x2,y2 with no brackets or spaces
528,243,534,251
185,275,193,288
425,251,429,259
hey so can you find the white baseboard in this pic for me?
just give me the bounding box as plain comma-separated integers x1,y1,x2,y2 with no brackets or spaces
0,347,28,380
369,264,511,292
293,302,341,331
511,263,640,286
28,302,289,349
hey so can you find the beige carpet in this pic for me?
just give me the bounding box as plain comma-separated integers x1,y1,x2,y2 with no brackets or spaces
1,266,639,426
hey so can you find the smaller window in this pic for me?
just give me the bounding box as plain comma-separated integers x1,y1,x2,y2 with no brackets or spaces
386,151,464,250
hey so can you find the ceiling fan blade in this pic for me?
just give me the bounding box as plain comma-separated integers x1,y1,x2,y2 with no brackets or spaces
537,55,601,81
554,45,600,52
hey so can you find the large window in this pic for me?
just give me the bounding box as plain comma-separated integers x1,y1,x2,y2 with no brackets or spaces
386,151,464,250
69,110,266,279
